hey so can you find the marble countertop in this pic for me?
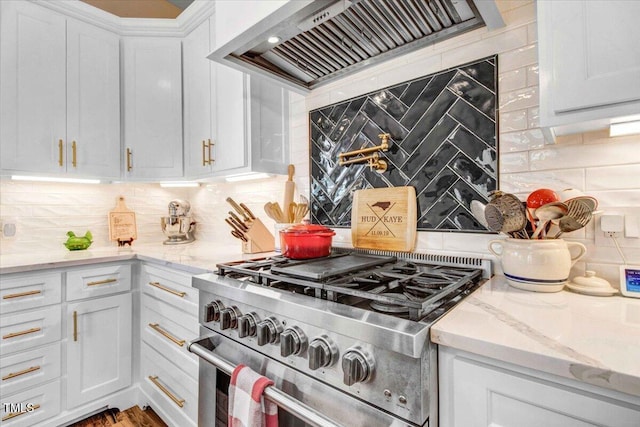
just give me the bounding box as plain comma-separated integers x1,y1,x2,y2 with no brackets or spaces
0,242,272,275
3,245,639,399
431,276,640,399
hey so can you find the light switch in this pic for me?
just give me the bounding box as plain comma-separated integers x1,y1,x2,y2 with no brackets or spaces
601,214,624,233
625,215,640,238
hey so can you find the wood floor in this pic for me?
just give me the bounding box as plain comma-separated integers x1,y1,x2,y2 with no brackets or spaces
69,406,167,427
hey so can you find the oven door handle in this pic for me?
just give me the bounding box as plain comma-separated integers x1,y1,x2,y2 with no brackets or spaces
188,337,345,427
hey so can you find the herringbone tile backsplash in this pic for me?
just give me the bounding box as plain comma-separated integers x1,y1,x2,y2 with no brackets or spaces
310,55,497,232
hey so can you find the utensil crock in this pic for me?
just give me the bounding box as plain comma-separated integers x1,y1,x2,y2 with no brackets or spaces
488,238,586,292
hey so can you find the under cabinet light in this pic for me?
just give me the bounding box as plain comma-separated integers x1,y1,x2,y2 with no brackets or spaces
610,120,640,137
225,172,272,182
159,181,200,188
267,36,281,44
11,175,100,184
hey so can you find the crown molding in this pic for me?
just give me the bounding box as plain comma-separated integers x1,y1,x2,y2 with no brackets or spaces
33,0,216,37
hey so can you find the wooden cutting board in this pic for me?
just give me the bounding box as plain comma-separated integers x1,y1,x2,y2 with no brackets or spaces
108,196,137,244
351,186,417,251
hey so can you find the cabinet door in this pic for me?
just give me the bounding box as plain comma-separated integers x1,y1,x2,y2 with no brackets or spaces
249,74,290,174
0,1,66,174
213,64,248,173
183,19,214,177
547,1,640,114
66,293,132,407
123,37,183,179
66,19,121,179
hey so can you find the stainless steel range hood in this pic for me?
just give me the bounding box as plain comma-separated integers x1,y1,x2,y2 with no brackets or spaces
209,0,504,94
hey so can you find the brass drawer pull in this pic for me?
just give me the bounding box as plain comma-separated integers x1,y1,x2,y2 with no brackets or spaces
3,290,42,299
72,140,77,167
3,327,41,340
126,148,133,171
58,139,64,166
2,365,41,381
148,281,186,298
202,140,207,166
73,311,78,342
1,404,40,421
149,375,185,407
149,323,185,347
87,278,117,287
208,139,214,164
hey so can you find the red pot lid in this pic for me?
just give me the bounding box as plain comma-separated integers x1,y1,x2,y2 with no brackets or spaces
281,224,336,236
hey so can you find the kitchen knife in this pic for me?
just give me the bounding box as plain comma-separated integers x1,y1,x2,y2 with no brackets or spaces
239,203,256,220
283,164,295,222
225,218,246,235
231,230,248,242
228,213,248,231
226,197,250,221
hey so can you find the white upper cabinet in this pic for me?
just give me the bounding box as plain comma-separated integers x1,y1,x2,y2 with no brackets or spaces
537,0,640,138
0,1,120,179
123,37,183,180
183,15,289,179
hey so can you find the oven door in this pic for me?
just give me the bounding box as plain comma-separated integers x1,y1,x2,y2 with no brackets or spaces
189,331,421,427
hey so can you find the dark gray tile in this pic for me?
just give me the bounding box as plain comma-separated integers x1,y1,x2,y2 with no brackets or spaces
400,71,456,129
400,90,458,153
403,116,458,175
447,71,496,119
450,152,497,192
369,90,408,121
459,60,496,92
448,99,495,145
400,76,432,106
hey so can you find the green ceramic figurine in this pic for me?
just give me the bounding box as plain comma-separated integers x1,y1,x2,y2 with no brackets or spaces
64,231,93,251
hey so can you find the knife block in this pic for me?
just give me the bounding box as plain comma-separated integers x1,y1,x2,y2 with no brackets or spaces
242,218,275,253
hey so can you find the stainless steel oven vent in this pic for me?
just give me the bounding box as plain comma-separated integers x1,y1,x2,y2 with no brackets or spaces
210,0,504,93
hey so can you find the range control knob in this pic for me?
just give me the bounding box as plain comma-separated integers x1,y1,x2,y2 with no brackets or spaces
342,348,374,386
280,326,307,357
237,312,259,338
256,317,283,346
204,300,224,322
308,336,337,370
220,306,241,330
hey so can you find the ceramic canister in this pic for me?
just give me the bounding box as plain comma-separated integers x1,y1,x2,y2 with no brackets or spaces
488,238,587,292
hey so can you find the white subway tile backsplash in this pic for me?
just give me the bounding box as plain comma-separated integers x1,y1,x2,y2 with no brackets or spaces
499,43,537,72
498,152,530,173
499,110,528,132
442,27,528,69
499,68,527,92
587,164,640,190
499,85,539,112
527,107,539,128
499,169,585,194
500,128,545,152
530,139,640,171
526,64,539,86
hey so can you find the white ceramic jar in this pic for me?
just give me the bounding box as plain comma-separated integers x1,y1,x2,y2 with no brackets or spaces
488,238,587,292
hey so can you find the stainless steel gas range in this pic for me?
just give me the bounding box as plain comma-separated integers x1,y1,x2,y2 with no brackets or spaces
189,249,491,427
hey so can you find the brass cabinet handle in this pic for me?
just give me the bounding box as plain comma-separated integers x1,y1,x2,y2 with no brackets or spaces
1,404,41,422
87,278,117,287
2,365,41,381
148,323,185,347
208,139,214,164
72,140,77,167
149,375,185,407
3,327,41,340
58,139,64,166
148,281,186,298
126,148,132,171
202,140,207,166
3,290,42,299
73,311,78,342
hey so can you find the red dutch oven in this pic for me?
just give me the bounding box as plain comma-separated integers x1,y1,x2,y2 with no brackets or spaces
280,224,335,259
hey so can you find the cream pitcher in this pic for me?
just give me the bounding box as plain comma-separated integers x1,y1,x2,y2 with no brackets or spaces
489,238,587,292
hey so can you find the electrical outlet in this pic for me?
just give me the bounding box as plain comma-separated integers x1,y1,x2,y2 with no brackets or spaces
1,218,17,239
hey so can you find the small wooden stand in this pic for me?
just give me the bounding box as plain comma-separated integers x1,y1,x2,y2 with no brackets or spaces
242,218,275,254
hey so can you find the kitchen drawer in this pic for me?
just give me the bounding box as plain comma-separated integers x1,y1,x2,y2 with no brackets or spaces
0,379,61,427
141,342,197,427
0,272,62,314
141,294,199,380
141,264,197,314
67,263,132,301
0,305,61,355
1,342,61,396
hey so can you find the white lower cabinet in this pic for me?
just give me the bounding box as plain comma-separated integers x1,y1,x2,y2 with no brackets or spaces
0,379,61,427
139,263,199,427
438,347,640,427
0,342,61,397
66,292,133,408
